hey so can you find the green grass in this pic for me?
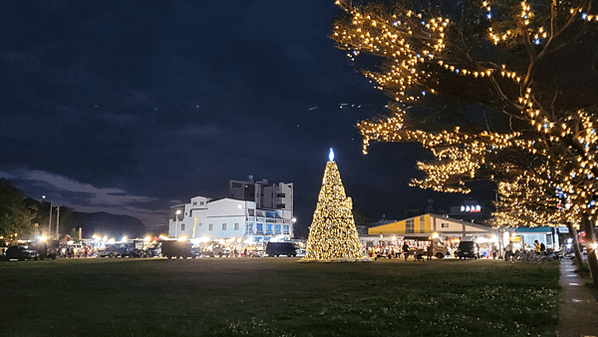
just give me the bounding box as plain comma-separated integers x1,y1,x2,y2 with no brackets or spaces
0,258,561,337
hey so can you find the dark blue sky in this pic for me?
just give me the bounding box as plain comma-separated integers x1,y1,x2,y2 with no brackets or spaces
0,0,491,237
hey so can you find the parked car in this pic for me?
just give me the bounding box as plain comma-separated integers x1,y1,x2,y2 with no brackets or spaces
99,244,124,258
456,241,480,259
161,240,198,259
210,245,230,257
3,245,40,261
266,242,298,257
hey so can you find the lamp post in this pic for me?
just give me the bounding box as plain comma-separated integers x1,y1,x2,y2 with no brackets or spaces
42,196,52,238
175,210,181,239
55,206,60,240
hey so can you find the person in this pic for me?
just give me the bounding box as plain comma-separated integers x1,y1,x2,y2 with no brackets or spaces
540,242,546,253
534,240,541,255
402,242,410,261
426,244,433,260
505,242,514,261
243,247,247,257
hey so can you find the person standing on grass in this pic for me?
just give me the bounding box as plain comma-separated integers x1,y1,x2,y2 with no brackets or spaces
402,242,410,261
534,240,541,255
426,244,433,260
504,242,513,261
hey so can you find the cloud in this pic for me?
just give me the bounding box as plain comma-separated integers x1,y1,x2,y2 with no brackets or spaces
0,168,163,226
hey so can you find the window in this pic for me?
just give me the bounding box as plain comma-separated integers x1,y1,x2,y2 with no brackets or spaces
181,224,185,231
277,204,286,209
209,223,213,231
283,225,290,234
222,223,227,230
256,223,263,234
200,201,205,205
441,223,449,228
275,224,281,234
277,193,285,198
232,182,242,188
247,223,253,234
193,201,197,206
248,209,255,216
266,224,273,234
406,219,414,233
234,223,239,231
198,223,202,227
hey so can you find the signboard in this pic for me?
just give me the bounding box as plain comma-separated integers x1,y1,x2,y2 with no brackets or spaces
460,205,481,213
557,226,569,234
510,236,522,242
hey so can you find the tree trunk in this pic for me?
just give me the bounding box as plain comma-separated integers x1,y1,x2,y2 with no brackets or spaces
567,222,584,267
580,215,598,288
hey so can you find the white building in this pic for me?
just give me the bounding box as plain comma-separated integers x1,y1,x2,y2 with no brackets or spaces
168,176,294,242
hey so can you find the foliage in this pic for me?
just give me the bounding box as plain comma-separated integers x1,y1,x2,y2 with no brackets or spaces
0,178,37,244
0,259,561,337
331,0,598,226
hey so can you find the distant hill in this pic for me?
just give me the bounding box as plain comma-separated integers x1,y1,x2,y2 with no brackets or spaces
72,212,147,239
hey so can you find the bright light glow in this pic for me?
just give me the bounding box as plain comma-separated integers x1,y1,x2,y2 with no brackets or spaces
200,236,211,243
159,234,169,240
292,217,297,223
107,238,115,244
39,235,47,242
121,237,128,243
302,158,365,261
177,235,188,242
329,148,335,162
92,234,102,241
430,232,439,239
144,236,151,242
176,210,181,215
592,242,598,251
237,204,243,209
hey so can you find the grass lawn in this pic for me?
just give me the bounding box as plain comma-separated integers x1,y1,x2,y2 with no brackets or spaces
0,258,560,337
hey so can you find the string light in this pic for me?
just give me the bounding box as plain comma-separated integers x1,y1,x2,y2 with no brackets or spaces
302,152,366,261
332,0,598,228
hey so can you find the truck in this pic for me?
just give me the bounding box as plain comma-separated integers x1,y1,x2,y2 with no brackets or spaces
160,240,198,259
405,236,451,259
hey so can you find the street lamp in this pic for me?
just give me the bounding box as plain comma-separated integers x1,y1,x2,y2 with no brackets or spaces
42,195,52,237
175,210,182,238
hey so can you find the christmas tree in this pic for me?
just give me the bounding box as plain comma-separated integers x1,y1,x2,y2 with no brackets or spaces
302,149,367,261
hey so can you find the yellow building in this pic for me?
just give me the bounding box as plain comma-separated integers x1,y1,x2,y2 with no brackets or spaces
368,213,493,238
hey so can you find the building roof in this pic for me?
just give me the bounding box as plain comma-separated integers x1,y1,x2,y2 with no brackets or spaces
514,227,553,233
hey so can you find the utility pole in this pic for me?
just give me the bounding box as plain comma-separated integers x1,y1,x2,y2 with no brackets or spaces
43,196,52,237
55,206,60,240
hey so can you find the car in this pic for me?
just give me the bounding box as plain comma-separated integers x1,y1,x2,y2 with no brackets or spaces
3,245,40,261
456,241,480,259
266,242,298,257
210,245,230,257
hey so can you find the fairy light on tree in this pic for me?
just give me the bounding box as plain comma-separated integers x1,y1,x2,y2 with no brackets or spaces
302,149,366,261
331,0,598,284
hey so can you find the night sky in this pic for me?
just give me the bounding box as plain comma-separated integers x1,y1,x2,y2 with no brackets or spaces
0,0,493,237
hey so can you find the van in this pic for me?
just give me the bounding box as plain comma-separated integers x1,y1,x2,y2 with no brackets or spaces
456,241,480,259
266,242,297,257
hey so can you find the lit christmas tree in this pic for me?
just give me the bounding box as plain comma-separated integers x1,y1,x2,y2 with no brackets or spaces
302,149,367,262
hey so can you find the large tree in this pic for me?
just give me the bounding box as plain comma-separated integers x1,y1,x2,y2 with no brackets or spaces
0,179,38,244
331,0,598,284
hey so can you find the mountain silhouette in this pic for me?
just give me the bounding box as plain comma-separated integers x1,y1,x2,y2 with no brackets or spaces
72,212,147,239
